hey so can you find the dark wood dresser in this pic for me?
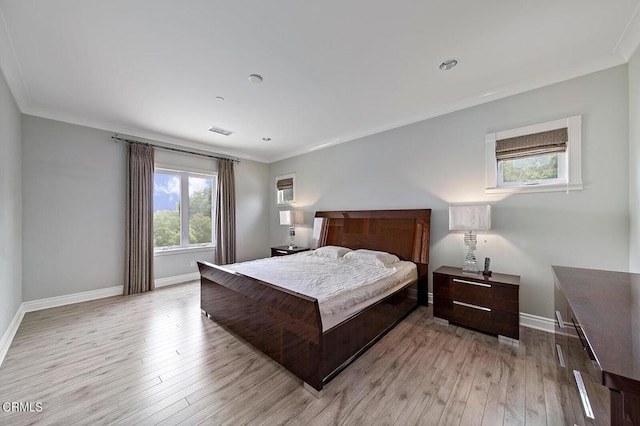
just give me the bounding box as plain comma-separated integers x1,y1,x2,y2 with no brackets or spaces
433,266,520,340
553,266,640,426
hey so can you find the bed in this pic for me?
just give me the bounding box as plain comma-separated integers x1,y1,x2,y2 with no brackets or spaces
198,209,431,394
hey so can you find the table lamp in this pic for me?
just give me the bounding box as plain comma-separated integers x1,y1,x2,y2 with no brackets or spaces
279,210,297,249
449,205,491,273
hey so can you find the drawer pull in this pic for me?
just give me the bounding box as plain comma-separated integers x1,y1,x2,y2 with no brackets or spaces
275,250,288,254
556,344,566,368
555,310,565,328
573,370,595,419
453,278,491,288
453,300,491,312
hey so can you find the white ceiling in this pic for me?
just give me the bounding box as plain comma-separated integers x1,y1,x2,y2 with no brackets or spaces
1,1,639,163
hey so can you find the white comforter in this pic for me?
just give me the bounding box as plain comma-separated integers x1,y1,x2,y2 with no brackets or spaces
225,252,417,318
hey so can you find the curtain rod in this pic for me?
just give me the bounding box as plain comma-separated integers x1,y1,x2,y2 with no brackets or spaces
111,134,241,164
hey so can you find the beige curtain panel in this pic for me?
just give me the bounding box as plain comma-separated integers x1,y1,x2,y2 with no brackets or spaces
276,177,293,190
215,159,236,265
496,127,568,161
124,143,155,295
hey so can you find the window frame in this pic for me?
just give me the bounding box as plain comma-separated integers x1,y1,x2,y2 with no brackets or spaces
485,115,583,194
275,173,296,205
153,167,217,253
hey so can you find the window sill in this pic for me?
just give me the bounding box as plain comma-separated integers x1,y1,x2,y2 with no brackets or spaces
154,245,215,256
486,182,583,195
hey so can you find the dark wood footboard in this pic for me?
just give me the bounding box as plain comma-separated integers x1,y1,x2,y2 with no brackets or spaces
199,261,324,390
199,261,418,392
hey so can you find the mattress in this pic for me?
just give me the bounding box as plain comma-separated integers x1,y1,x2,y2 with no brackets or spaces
225,251,417,331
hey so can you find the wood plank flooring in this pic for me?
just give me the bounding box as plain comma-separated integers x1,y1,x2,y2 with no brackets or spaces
0,282,591,425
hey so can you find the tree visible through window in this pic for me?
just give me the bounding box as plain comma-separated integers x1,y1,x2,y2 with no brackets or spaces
153,170,216,249
188,176,213,245
501,153,559,184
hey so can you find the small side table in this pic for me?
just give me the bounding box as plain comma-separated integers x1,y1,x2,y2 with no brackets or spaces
270,246,310,257
433,266,520,341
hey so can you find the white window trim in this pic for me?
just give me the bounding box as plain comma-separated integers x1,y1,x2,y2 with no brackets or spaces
485,115,583,195
275,173,296,205
153,168,217,253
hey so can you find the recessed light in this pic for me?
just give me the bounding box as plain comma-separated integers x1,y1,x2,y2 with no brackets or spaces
439,59,458,71
216,96,224,101
248,74,263,83
262,137,271,142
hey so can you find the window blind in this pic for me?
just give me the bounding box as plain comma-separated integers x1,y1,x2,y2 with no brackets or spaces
276,177,294,190
496,127,567,161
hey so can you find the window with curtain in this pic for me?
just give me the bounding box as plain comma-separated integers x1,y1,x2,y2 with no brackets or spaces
485,115,583,194
153,168,217,250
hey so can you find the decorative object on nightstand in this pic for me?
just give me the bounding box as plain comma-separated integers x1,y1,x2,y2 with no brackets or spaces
279,210,301,249
449,205,491,273
433,266,520,341
270,246,310,257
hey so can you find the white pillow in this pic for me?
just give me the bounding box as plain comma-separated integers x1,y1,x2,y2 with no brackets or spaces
313,245,352,259
343,249,400,267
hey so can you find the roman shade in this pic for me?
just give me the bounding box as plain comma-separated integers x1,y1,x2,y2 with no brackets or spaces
276,177,293,190
496,127,567,161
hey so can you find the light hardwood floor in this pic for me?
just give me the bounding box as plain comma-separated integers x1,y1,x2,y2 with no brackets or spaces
0,282,589,425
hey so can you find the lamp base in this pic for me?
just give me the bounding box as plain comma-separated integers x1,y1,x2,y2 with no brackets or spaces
463,263,479,274
462,231,479,273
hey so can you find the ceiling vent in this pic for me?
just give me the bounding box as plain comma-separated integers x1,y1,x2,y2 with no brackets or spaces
208,126,234,136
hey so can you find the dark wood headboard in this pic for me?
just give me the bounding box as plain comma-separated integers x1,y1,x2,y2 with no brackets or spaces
314,209,431,265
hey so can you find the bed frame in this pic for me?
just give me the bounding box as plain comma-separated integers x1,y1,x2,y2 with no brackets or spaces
198,209,431,393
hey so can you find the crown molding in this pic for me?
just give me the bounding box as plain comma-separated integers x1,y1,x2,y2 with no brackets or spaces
267,54,626,163
614,1,640,61
21,105,269,164
0,3,29,110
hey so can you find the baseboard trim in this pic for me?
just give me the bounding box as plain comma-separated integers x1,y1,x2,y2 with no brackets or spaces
427,292,554,333
22,286,124,313
155,272,200,288
0,305,25,367
519,312,555,333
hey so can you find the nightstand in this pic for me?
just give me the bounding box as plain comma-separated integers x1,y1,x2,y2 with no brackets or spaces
433,266,520,340
270,246,310,257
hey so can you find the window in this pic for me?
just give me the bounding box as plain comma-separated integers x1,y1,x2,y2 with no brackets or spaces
153,169,217,250
275,173,295,205
486,115,582,194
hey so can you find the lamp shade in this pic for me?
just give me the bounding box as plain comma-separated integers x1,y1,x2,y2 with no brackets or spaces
449,205,491,231
279,210,292,226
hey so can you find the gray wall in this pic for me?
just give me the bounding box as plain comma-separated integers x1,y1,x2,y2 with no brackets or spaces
0,67,21,338
22,116,126,301
270,65,630,320
22,116,270,300
630,48,640,273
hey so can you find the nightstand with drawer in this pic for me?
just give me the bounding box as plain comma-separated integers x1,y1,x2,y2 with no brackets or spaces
433,266,520,340
270,246,310,257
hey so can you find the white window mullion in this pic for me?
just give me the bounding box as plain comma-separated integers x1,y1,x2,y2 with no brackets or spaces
180,172,189,247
